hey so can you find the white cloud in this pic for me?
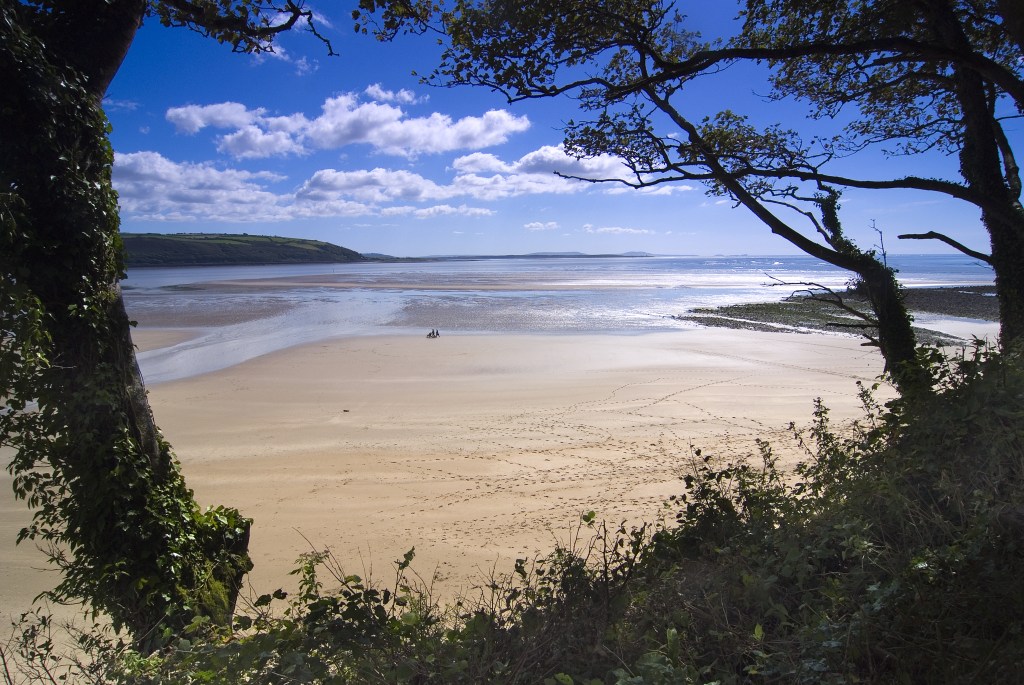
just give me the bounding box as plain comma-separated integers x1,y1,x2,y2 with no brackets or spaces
453,145,694,197
113,151,368,222
515,145,624,178
452,145,626,179
447,145,635,199
447,150,585,199
303,94,402,149
218,125,306,158
113,133,682,227
365,83,424,104
298,168,452,203
166,102,264,134
450,152,512,174
293,147,615,207
294,56,316,76
165,92,529,159
113,152,495,223
306,100,530,156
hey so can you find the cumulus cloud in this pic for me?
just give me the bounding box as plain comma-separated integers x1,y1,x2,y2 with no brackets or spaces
453,145,694,197
449,152,511,174
114,151,296,222
448,145,634,199
364,83,424,104
297,168,453,203
164,91,529,159
114,125,684,228
166,102,264,134
292,145,627,208
217,125,306,158
113,151,493,223
452,145,624,178
304,97,530,156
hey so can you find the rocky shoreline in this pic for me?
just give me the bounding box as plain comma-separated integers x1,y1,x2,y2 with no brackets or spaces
679,285,998,344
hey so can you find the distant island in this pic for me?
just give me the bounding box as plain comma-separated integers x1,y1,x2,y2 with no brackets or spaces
121,233,366,267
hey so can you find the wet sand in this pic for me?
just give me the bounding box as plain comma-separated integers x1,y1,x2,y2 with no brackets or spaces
161,331,884,597
7,274,1007,622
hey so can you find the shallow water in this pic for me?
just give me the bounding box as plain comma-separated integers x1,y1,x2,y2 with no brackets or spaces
122,254,995,383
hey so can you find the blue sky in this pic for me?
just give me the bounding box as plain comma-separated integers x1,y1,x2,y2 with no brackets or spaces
104,2,1002,258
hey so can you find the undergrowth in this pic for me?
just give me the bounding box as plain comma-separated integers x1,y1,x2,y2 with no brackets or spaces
4,343,1023,683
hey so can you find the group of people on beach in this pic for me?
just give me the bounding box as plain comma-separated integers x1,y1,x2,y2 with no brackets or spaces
427,329,441,338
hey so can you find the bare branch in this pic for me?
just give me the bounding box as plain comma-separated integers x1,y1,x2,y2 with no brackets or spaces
766,276,878,326
155,1,337,55
897,231,993,263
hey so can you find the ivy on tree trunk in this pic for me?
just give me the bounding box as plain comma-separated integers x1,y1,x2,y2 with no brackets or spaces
0,5,251,649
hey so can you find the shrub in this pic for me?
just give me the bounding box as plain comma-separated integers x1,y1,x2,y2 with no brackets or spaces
7,345,1023,684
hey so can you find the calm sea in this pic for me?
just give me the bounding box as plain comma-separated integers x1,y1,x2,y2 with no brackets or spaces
122,254,995,383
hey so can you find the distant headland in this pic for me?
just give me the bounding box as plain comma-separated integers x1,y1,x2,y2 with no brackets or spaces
121,232,657,267
121,233,365,267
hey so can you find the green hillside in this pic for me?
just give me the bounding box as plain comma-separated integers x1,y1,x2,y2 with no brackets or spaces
121,233,365,267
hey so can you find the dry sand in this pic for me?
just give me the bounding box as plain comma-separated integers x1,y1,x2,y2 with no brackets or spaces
1,328,888,620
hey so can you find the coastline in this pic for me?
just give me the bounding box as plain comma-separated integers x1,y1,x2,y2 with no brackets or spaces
2,276,999,620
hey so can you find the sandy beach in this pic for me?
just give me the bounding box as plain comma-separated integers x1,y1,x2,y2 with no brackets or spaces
0,326,894,622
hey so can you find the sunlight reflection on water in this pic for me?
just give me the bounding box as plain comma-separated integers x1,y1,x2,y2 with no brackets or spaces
124,255,994,383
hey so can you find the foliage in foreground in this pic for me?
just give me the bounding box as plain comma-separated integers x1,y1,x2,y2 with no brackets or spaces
1,8,253,646
5,345,1024,684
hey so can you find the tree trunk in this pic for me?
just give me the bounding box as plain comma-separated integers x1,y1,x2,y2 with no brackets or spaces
923,0,1024,349
988,220,1024,348
3,2,252,648
855,257,929,392
668,113,927,393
